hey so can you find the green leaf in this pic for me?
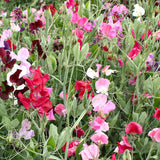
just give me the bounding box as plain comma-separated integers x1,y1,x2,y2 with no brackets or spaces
47,55,57,74
73,43,80,63
49,124,59,144
109,112,119,127
57,127,70,150
80,43,89,63
49,155,61,160
46,135,56,151
75,140,84,160
132,112,139,122
153,77,160,96
138,112,147,126
143,76,153,95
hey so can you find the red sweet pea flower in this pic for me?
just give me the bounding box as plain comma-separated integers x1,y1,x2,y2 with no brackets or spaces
74,126,85,138
125,121,143,135
48,4,57,17
117,135,133,154
18,67,53,119
153,107,160,120
75,80,92,100
6,39,17,49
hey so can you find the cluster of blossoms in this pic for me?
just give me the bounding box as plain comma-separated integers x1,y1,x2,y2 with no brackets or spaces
18,67,55,121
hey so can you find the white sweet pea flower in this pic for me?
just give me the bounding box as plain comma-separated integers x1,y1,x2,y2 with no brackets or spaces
132,4,145,17
11,23,20,32
86,68,98,79
102,65,116,76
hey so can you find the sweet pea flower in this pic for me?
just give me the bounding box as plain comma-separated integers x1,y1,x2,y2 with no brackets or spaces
148,128,160,142
79,144,100,160
86,64,102,79
73,126,85,138
116,135,133,154
89,116,109,132
10,23,20,32
71,13,80,23
153,107,160,120
102,65,115,76
132,4,145,17
15,119,35,140
125,121,143,135
54,104,67,117
155,30,160,40
100,23,117,39
95,78,110,95
91,131,109,145
86,52,92,58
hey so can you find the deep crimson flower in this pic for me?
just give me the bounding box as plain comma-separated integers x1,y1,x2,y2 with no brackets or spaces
48,4,57,17
75,80,92,100
6,39,17,49
131,93,138,105
29,20,43,33
13,8,22,20
125,121,143,135
0,81,14,100
102,45,108,52
117,135,133,154
31,40,46,60
153,107,160,120
0,48,16,71
74,126,85,138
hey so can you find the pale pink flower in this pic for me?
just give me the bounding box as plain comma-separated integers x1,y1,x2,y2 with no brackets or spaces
91,131,108,144
47,35,51,41
92,94,107,111
148,128,160,142
54,104,67,117
103,100,116,114
79,144,100,160
11,23,20,32
95,78,110,95
89,116,109,132
155,30,160,40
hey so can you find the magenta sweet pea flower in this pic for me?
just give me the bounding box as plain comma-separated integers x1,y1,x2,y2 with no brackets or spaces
54,103,67,117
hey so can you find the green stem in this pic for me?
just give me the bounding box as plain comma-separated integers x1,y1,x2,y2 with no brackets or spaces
146,141,155,160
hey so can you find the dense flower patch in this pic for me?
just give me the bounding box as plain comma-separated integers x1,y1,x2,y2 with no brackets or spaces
0,0,160,159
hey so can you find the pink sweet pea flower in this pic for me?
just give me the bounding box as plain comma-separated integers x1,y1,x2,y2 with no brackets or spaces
66,0,75,8
71,13,80,23
117,58,123,66
79,144,100,160
103,100,116,114
155,30,160,40
100,23,116,39
102,65,115,76
89,116,109,132
148,128,160,142
86,52,92,58
117,135,133,154
72,28,84,40
131,29,135,39
91,131,109,145
54,104,67,117
125,121,143,135
83,22,93,32
78,17,87,27
141,29,152,40
95,78,110,95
